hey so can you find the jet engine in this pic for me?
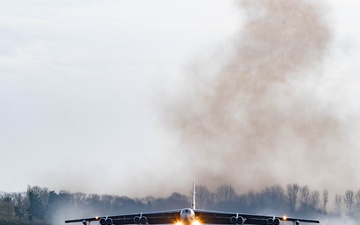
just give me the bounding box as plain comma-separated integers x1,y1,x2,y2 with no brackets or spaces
294,220,300,225
267,218,280,225
99,218,113,225
134,216,147,224
140,216,147,224
230,216,244,224
134,216,141,224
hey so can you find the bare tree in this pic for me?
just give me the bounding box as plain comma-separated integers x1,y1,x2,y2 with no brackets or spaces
72,192,87,207
244,190,258,207
343,190,354,214
0,194,15,220
261,185,286,206
355,189,360,213
166,192,189,209
86,194,101,207
12,193,28,219
299,185,310,207
195,185,213,209
216,185,237,203
101,194,116,211
334,194,342,215
310,191,320,209
322,189,329,214
287,184,299,212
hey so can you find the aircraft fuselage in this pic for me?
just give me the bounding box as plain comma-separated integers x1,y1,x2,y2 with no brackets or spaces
179,208,196,225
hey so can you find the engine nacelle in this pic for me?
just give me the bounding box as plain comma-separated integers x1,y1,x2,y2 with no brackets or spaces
294,220,300,225
274,218,280,225
237,216,245,224
140,216,147,224
134,216,141,224
134,216,147,224
267,218,280,225
106,218,113,225
229,216,244,224
99,218,113,225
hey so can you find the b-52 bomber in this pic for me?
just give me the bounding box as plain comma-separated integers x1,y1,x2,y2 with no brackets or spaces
65,181,320,225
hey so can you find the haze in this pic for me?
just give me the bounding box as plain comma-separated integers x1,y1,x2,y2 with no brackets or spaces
1,0,360,198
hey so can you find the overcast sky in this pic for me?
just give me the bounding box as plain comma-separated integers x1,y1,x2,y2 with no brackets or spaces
1,0,360,198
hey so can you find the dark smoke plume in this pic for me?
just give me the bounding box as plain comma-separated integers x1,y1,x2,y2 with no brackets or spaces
167,0,350,193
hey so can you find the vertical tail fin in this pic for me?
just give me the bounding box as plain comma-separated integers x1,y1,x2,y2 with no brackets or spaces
192,179,196,210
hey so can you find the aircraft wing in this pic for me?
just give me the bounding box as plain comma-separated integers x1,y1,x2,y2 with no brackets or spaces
65,209,319,225
194,209,319,224
65,210,181,224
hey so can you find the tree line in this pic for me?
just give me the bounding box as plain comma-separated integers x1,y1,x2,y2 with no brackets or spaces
1,183,360,225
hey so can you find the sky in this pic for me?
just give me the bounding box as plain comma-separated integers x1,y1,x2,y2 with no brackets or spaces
1,0,360,198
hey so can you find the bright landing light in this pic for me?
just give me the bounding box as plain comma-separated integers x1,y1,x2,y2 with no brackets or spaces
282,216,287,221
175,220,200,225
